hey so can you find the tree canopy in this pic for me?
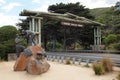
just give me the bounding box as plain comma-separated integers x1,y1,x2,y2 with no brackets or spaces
90,2,120,50
41,2,95,50
48,2,94,19
0,25,18,60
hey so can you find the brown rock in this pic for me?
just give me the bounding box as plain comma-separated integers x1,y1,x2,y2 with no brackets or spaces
26,57,42,75
14,53,31,71
13,46,50,74
41,60,50,73
26,56,50,75
29,46,43,58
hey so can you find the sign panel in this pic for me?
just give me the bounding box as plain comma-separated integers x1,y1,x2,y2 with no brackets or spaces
61,22,83,27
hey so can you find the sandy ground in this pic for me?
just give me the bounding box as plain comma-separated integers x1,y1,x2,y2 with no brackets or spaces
0,61,119,80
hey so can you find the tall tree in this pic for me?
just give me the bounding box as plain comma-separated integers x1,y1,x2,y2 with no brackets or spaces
48,2,94,19
43,2,94,50
0,25,18,60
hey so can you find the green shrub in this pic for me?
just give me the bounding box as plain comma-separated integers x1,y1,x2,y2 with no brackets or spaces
47,41,62,51
0,25,18,60
84,64,90,68
0,44,6,60
100,58,113,72
65,59,71,65
93,62,105,75
115,42,120,50
117,72,120,80
103,34,117,44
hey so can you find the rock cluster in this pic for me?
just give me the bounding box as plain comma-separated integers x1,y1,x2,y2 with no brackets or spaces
14,46,50,75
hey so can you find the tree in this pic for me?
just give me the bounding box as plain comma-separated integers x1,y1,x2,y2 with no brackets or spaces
115,1,120,13
43,2,94,50
0,25,18,60
103,34,117,44
48,2,94,19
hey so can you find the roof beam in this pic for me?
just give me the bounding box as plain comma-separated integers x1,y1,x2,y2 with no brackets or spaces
20,9,105,26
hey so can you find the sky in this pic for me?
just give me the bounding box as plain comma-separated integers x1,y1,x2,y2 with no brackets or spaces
0,0,119,28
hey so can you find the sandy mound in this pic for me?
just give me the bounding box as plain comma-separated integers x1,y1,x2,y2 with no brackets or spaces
0,61,119,80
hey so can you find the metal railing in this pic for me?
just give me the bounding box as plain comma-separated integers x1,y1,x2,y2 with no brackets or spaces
44,53,120,67
49,50,120,54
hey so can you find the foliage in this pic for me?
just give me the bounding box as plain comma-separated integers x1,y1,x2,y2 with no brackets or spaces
114,42,120,50
84,64,90,68
46,41,62,51
65,59,71,65
100,58,113,72
48,2,94,19
103,34,117,44
93,58,113,75
117,72,120,80
0,25,18,43
16,19,29,30
0,25,18,60
93,62,105,75
90,5,120,50
0,44,6,60
42,2,94,50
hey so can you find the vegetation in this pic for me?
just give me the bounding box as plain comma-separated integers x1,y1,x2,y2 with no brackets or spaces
17,1,120,51
43,2,95,50
65,59,71,65
117,72,120,80
90,4,120,50
100,58,113,72
93,58,113,75
18,2,94,50
93,62,105,75
46,41,62,51
0,25,18,60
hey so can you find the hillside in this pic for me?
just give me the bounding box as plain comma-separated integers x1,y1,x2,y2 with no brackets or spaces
90,7,111,19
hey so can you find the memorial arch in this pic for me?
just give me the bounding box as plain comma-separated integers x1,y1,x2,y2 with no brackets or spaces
19,10,104,51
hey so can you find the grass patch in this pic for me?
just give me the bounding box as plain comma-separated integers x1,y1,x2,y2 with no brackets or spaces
117,72,120,80
65,59,71,65
84,64,90,68
100,58,114,72
93,62,105,75
93,58,114,75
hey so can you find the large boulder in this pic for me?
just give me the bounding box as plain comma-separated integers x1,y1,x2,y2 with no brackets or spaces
13,46,50,74
14,46,43,71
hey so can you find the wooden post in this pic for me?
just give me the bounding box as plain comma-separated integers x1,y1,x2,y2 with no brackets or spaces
32,18,35,32
29,19,32,31
63,27,66,50
94,26,101,51
38,18,41,46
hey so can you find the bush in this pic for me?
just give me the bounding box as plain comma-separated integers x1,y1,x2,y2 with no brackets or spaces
0,25,18,60
100,58,113,72
47,41,62,51
93,58,114,75
103,34,117,44
117,72,120,80
65,59,71,65
93,62,105,75
115,42,120,50
0,44,6,60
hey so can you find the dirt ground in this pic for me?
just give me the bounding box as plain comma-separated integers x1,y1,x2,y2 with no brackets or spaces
0,61,119,80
